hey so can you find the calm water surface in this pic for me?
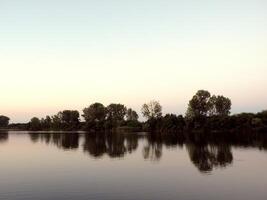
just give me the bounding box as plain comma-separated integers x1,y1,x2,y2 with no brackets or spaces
0,131,267,200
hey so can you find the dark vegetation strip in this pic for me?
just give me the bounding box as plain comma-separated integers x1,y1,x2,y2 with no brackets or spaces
1,90,267,133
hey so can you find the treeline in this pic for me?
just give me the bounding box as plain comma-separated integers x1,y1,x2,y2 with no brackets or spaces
9,104,142,131
143,90,267,133
4,90,267,132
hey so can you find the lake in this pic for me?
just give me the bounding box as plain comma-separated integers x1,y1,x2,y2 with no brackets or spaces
0,131,267,200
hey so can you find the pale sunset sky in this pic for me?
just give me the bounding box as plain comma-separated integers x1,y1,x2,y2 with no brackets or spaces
0,0,266,122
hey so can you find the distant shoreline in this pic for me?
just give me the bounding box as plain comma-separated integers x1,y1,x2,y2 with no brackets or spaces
1,90,267,134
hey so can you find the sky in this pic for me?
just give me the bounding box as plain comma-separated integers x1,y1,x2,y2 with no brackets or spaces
0,0,267,123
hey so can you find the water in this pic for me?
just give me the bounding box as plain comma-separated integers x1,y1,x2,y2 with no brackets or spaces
0,131,267,200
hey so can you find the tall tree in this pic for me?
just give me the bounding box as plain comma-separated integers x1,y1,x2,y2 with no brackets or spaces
55,110,80,130
82,103,106,122
0,115,10,127
126,108,139,121
60,110,80,125
209,95,231,116
186,90,211,119
106,103,127,128
29,117,41,131
141,100,162,120
51,114,62,130
41,116,52,130
82,103,106,130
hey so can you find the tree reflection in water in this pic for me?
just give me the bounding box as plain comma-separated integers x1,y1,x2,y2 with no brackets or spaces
186,143,233,173
143,135,163,161
24,131,267,174
28,132,79,150
0,131,8,143
143,133,185,161
83,133,139,158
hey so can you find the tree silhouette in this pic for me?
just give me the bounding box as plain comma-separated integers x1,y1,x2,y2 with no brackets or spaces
142,100,162,120
0,115,10,127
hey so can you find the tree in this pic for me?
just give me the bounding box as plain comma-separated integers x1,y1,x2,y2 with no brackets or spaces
53,110,80,130
185,90,232,129
209,95,231,116
106,104,127,121
106,103,127,128
82,103,106,122
60,110,80,126
29,117,41,131
126,108,139,121
161,114,185,132
44,116,52,128
256,110,267,126
141,100,162,120
0,115,10,127
82,103,106,131
51,114,61,130
186,90,211,119
186,90,232,119
40,116,52,130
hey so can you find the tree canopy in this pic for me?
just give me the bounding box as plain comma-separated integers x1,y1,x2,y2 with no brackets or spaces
186,90,211,119
186,90,231,119
0,115,10,127
60,110,80,125
106,103,127,128
126,108,139,121
209,95,231,116
82,103,106,123
29,117,41,131
142,100,162,120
